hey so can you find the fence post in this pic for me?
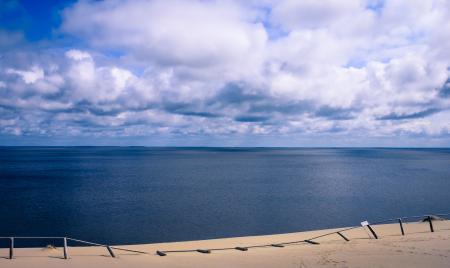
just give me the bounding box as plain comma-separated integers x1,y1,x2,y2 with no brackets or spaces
63,237,68,259
427,216,434,232
366,225,378,239
9,237,14,259
156,250,167,256
106,246,116,258
337,231,350,241
398,218,405,236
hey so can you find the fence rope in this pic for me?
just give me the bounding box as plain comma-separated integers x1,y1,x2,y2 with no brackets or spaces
1,212,448,259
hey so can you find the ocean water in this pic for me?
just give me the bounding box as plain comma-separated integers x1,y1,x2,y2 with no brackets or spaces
0,147,449,247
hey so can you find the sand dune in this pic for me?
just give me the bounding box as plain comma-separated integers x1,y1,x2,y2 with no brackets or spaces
1,220,449,268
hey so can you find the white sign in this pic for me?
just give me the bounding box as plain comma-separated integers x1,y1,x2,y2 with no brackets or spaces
361,220,369,226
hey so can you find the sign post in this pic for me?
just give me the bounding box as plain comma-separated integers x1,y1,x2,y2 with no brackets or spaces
361,220,378,239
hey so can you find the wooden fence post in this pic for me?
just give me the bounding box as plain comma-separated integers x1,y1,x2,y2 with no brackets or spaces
106,246,116,258
156,250,167,256
366,225,378,239
427,216,434,232
337,231,350,241
398,218,405,235
9,237,14,259
63,237,69,259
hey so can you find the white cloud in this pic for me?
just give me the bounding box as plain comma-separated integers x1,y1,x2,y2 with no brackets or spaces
0,0,450,145
62,0,267,73
65,49,92,61
270,0,363,30
6,66,44,84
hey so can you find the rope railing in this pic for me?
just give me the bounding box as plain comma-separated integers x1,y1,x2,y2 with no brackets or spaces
0,236,151,259
1,212,449,259
154,212,449,256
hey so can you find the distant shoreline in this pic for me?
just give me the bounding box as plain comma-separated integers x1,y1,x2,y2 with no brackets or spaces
1,146,450,149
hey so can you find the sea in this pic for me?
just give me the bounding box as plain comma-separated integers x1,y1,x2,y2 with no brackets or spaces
0,147,449,247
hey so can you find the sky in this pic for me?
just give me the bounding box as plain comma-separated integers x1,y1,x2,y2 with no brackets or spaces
0,0,450,147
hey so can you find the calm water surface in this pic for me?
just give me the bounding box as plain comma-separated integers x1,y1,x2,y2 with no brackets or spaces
0,147,449,246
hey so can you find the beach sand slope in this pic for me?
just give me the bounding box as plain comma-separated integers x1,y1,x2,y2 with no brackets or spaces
1,220,449,268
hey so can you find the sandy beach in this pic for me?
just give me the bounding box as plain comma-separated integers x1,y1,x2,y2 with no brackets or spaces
1,220,449,268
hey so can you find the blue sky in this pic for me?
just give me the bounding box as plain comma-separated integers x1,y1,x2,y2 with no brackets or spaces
1,0,450,146
0,0,75,40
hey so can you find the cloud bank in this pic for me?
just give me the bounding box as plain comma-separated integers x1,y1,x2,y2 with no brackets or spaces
1,0,450,146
